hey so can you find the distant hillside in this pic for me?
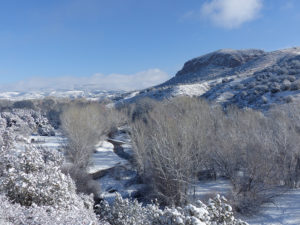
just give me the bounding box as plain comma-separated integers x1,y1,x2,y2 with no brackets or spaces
2,47,300,109
0,89,124,101
119,47,300,109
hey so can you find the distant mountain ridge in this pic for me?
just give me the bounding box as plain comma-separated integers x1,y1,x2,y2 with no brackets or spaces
0,89,124,101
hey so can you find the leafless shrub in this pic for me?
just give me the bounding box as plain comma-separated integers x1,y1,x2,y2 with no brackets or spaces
267,102,300,188
126,97,158,122
131,97,219,206
131,96,300,213
208,104,300,213
61,103,121,169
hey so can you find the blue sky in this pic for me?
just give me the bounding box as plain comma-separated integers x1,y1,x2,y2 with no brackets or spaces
0,0,300,91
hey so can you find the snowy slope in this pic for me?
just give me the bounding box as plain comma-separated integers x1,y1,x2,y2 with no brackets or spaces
118,47,300,109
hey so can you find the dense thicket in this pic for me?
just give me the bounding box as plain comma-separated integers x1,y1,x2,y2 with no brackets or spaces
131,97,300,213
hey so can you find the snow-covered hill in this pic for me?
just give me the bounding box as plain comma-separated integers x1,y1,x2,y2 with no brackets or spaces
118,47,300,109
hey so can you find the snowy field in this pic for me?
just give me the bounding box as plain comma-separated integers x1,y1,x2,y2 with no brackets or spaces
245,189,300,225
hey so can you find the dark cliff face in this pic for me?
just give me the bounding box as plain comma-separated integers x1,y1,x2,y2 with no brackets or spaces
175,49,266,77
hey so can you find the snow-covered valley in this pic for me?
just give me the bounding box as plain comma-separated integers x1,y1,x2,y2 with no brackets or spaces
2,48,300,224
13,128,300,225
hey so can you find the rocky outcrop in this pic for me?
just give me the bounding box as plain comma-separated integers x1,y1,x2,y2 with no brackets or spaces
176,49,265,76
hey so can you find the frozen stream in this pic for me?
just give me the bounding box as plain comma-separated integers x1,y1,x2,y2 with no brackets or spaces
87,140,127,174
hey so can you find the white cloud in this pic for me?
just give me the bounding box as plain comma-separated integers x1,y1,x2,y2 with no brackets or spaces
200,0,263,29
1,69,170,92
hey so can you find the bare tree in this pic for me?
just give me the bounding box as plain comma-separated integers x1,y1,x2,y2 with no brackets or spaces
206,104,300,213
131,96,300,212
131,97,215,205
61,102,120,169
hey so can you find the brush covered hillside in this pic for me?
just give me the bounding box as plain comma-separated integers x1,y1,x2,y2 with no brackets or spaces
120,47,300,109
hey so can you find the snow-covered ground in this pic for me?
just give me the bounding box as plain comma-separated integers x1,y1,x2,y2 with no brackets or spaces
191,179,300,225
190,179,231,202
245,189,300,225
88,141,127,173
30,134,66,151
172,82,211,97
